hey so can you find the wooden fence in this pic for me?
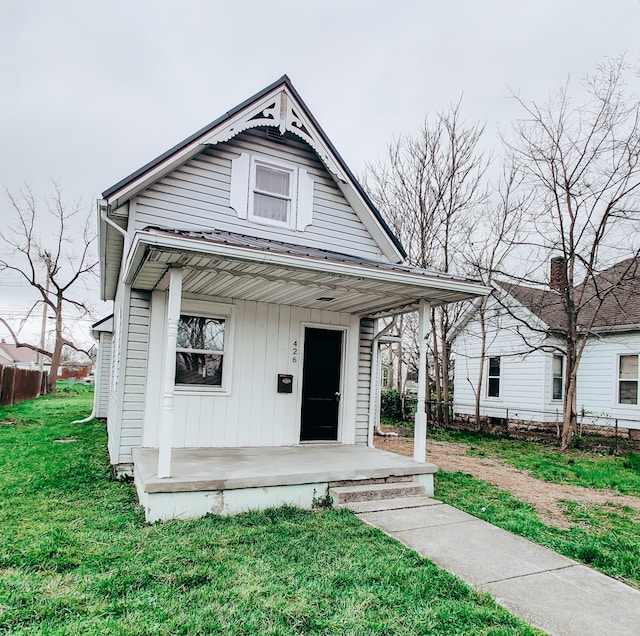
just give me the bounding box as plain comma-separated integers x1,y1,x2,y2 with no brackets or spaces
0,365,47,406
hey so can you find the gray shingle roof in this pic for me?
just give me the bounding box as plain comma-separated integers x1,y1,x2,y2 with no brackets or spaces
498,256,640,332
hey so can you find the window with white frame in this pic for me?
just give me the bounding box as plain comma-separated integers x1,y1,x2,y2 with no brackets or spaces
552,354,564,400
175,315,225,386
487,356,500,398
618,354,638,405
252,162,293,224
229,151,314,231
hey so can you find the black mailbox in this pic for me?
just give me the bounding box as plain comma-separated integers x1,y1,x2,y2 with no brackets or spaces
277,374,293,393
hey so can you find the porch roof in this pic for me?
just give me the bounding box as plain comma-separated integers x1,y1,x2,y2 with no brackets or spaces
133,444,438,494
124,228,490,317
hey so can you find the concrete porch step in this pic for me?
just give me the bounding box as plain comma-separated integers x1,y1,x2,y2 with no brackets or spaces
341,496,441,513
330,481,426,504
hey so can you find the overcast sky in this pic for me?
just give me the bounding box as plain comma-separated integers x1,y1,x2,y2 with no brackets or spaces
2,0,640,344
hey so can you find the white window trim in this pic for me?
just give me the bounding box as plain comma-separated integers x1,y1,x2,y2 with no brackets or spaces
617,353,639,407
551,354,564,402
229,151,314,231
486,355,501,399
174,299,234,396
248,155,297,229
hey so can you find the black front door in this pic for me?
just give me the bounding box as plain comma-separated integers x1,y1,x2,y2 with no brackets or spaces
300,328,342,441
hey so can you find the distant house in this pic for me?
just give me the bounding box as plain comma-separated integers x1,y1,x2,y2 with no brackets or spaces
0,339,45,371
97,76,488,521
452,257,640,438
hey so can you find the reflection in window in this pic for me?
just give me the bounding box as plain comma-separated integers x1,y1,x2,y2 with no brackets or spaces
175,315,225,386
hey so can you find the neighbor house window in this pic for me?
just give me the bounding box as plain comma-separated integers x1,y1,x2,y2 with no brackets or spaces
618,354,638,405
552,355,564,400
175,315,225,386
252,163,292,224
487,356,500,398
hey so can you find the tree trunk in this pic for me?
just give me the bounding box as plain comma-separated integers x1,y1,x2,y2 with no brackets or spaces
474,300,488,429
430,309,442,424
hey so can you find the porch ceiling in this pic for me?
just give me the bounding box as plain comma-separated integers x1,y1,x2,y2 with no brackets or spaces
124,229,489,317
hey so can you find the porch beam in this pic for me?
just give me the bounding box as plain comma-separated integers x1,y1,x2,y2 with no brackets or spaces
157,267,183,479
414,299,430,463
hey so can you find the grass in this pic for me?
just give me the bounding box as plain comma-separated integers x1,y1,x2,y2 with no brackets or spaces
428,427,640,496
0,391,539,635
435,471,640,589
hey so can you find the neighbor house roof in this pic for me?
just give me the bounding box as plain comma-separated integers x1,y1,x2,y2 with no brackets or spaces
0,339,39,364
497,256,640,333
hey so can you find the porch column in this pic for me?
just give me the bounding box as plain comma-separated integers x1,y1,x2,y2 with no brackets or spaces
157,267,183,479
414,299,430,463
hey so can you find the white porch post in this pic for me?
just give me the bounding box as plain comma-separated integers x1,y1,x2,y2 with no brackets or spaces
414,299,430,463
157,267,183,479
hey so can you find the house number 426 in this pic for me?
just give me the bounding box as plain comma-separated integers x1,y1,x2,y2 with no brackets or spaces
292,341,298,363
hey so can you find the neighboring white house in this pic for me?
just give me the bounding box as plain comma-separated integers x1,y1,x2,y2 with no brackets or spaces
91,315,113,419
453,257,640,435
97,76,488,520
0,339,46,371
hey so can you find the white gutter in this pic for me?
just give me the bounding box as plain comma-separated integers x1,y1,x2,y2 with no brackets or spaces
99,199,128,239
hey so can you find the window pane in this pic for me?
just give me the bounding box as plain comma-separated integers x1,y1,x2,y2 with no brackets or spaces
619,380,638,405
552,355,563,377
256,165,289,196
176,352,223,386
254,192,288,222
177,316,224,351
619,355,638,380
553,377,563,400
488,377,500,398
489,357,500,376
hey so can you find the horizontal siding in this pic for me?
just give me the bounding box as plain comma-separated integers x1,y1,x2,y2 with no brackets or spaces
133,129,384,259
453,304,548,420
96,333,112,418
356,318,374,445
118,291,151,461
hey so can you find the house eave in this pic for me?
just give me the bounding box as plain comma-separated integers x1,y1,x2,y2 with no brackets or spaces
122,230,489,316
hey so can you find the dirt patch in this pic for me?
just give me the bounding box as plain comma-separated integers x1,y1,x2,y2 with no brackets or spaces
375,435,640,528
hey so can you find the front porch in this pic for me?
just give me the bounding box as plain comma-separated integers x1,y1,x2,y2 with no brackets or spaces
133,444,437,522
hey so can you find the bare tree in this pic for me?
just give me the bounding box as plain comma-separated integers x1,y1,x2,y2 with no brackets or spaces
0,183,98,391
503,57,640,448
365,99,490,424
462,162,529,427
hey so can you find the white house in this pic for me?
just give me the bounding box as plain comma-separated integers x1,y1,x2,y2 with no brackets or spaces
98,76,488,521
453,257,640,437
0,339,44,371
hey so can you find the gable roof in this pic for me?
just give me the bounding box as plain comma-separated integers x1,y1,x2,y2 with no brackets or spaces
101,75,406,260
0,340,39,364
497,256,640,333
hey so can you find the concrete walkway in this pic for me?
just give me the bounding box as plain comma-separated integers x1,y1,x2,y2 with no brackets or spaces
350,497,640,636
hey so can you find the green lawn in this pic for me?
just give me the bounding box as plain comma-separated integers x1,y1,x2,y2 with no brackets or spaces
430,428,640,496
0,390,538,635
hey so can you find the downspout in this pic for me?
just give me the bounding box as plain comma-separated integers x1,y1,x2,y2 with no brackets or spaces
71,202,127,425
367,318,397,446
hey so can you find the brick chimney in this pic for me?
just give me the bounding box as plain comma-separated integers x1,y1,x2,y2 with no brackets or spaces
550,256,567,291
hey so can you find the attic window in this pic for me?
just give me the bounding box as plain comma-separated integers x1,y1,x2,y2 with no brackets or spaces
230,152,315,231
253,164,292,224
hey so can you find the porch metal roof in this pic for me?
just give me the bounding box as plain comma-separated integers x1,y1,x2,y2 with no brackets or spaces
124,227,490,317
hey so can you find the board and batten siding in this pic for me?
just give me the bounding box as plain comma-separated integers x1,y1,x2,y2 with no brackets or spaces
95,331,112,419
356,318,374,445
131,129,385,260
142,294,362,449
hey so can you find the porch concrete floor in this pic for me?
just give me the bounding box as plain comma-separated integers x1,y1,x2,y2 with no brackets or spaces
133,445,437,494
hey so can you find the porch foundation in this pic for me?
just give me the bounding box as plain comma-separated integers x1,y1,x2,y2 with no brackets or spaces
132,444,437,522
